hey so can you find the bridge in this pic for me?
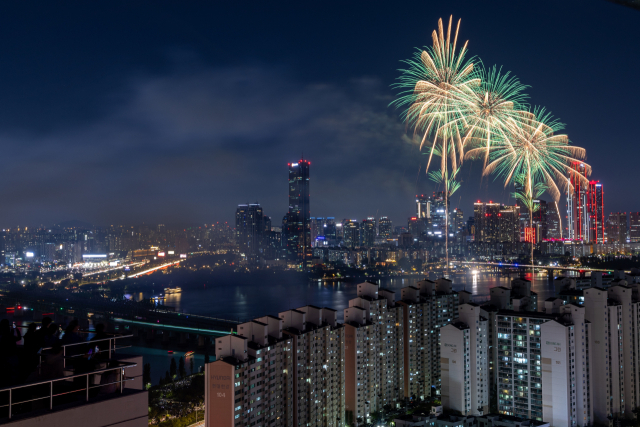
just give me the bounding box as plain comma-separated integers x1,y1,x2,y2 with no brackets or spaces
1,288,238,347
451,261,614,283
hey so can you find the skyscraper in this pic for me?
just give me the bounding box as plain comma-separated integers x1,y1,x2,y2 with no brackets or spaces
378,217,392,239
532,199,548,242
430,191,448,238
474,201,500,243
587,181,604,243
546,201,562,239
235,203,265,256
287,159,311,261
416,194,430,220
630,212,640,242
361,217,376,248
606,212,628,243
499,204,520,243
567,162,589,240
343,220,360,249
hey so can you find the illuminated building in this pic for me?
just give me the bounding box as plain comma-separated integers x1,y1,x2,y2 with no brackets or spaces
630,212,640,242
567,164,604,243
397,279,460,400
430,191,448,238
408,216,425,238
287,159,311,261
606,212,627,243
361,217,376,248
587,181,604,243
452,208,465,241
546,201,562,240
416,194,431,220
499,205,520,243
474,201,500,243
343,219,360,249
235,203,266,256
378,216,393,239
344,282,404,423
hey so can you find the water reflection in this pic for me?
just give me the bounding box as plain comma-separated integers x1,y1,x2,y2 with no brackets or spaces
132,271,563,321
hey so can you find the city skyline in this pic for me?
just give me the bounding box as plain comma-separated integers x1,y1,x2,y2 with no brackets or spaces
0,2,638,226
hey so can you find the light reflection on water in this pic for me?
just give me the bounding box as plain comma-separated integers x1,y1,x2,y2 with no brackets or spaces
134,271,566,322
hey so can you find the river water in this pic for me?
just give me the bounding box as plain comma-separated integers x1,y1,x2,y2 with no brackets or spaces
133,271,564,323
128,270,570,383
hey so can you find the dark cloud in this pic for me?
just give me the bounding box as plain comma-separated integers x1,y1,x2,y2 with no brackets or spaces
0,66,430,226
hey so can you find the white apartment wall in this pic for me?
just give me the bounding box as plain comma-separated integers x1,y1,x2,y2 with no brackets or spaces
541,321,573,427
237,321,268,345
458,304,489,415
215,335,248,361
279,309,306,331
344,306,366,325
441,324,466,414
584,288,612,424
357,281,379,299
297,305,322,326
255,315,283,338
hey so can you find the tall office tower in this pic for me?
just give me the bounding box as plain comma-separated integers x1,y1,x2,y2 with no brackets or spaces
343,220,360,249
606,212,628,243
531,199,548,242
288,159,311,261
474,201,501,243
207,320,295,427
416,194,431,220
323,217,337,242
441,303,489,416
408,216,425,238
310,217,319,241
361,218,376,248
452,208,465,241
279,307,345,426
498,205,521,243
584,285,640,423
630,212,640,242
567,162,589,240
344,282,404,424
430,191,449,236
587,181,605,243
378,217,393,240
541,304,593,427
235,203,265,256
397,279,460,400
546,201,562,240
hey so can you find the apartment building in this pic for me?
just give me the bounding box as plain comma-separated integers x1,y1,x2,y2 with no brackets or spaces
279,306,345,427
541,304,592,427
207,317,294,427
397,279,460,400
344,282,404,423
495,310,552,420
441,303,489,416
584,283,640,424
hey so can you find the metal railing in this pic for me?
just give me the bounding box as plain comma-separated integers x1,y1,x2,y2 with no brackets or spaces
0,360,137,420
39,333,133,368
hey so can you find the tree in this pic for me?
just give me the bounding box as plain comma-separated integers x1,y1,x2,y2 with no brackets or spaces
189,357,194,375
179,357,186,378
170,358,177,378
143,363,151,387
204,350,210,364
164,370,171,384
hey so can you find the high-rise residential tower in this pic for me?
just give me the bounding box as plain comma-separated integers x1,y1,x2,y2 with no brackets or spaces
361,217,376,248
587,181,604,243
606,212,628,243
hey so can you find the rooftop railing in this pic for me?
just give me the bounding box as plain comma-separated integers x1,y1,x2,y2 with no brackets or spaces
0,360,137,420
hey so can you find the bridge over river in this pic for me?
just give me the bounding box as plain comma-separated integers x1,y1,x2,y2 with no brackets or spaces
0,288,238,347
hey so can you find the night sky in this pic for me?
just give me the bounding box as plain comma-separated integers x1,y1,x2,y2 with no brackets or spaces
1,1,637,227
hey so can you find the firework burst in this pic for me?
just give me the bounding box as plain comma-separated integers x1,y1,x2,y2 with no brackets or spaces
464,65,532,170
